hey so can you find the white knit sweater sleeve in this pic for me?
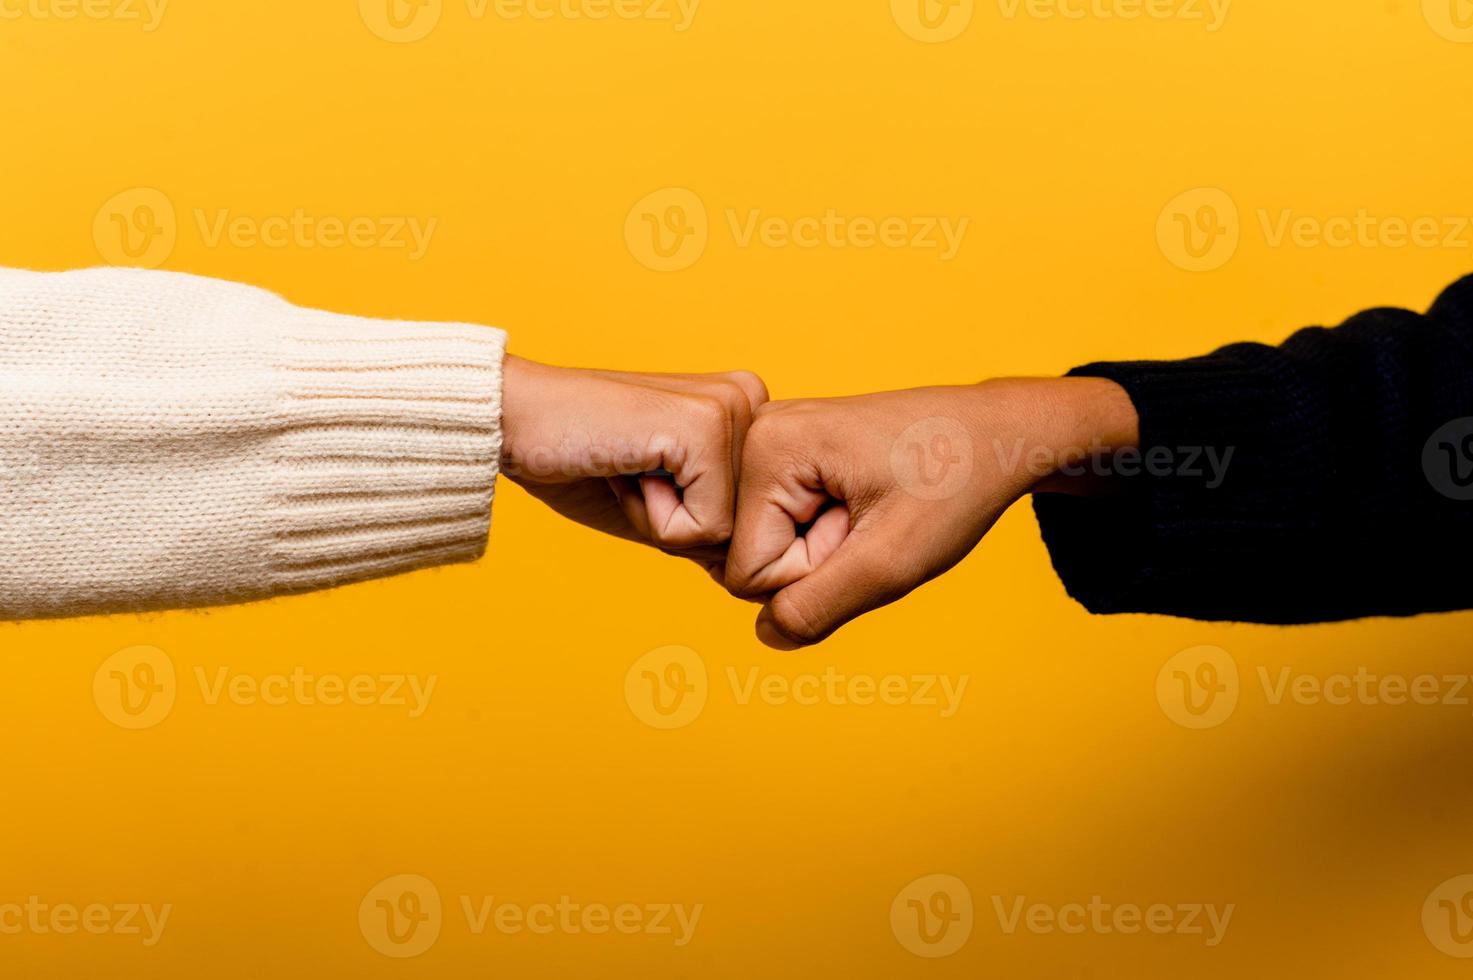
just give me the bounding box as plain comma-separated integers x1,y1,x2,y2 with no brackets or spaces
0,267,506,619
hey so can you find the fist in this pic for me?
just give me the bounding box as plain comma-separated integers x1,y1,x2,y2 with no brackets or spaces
725,379,1136,648
500,355,768,565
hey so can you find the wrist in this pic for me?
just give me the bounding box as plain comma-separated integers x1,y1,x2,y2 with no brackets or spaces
973,377,1140,496
500,354,552,481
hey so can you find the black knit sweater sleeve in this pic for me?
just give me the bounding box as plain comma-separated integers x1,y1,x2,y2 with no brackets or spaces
1032,274,1473,624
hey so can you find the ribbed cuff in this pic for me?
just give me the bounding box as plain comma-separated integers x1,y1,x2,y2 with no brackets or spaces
264,309,506,595
1032,354,1283,620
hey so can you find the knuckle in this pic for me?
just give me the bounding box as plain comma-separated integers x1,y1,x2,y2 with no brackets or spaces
708,381,752,426
725,560,773,600
747,405,793,445
746,409,817,469
723,370,769,408
705,516,735,544
751,400,784,423
723,564,759,598
671,393,735,462
686,392,731,436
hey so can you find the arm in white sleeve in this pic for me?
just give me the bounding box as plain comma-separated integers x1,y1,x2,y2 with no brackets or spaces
0,267,506,619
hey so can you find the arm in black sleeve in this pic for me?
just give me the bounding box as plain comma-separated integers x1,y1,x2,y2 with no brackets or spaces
1032,274,1473,624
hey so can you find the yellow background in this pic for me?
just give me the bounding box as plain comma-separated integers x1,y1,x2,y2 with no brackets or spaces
3,0,1473,975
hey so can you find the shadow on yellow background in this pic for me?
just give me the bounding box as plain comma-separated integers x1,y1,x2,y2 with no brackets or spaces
3,0,1473,976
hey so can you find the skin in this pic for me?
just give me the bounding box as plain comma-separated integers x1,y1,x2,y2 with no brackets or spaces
499,354,767,571
724,378,1140,649
500,358,1139,650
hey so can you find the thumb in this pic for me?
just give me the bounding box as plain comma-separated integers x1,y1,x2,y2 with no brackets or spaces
755,519,914,650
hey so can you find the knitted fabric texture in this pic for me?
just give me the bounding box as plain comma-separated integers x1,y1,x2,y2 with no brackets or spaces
1034,273,1473,624
0,267,506,618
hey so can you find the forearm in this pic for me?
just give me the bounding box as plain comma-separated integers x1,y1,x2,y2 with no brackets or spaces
0,267,506,619
975,376,1140,497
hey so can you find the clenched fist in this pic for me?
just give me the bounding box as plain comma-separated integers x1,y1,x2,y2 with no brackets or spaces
500,355,768,566
725,378,1138,648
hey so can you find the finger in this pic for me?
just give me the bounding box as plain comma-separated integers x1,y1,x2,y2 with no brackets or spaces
718,370,769,415
690,382,754,520
560,384,732,549
639,473,687,540
589,372,758,541
607,476,653,540
733,503,850,596
653,376,758,492
604,476,738,569
756,524,912,649
726,420,834,595
644,394,737,549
